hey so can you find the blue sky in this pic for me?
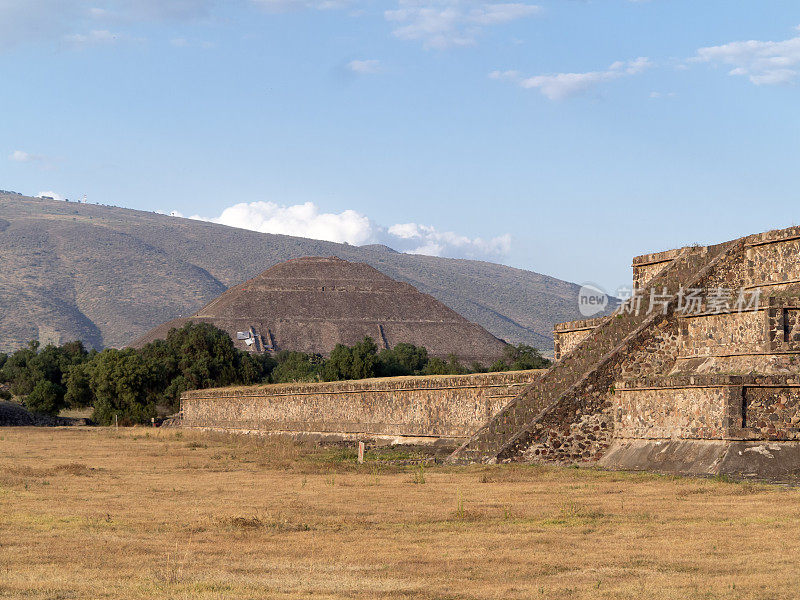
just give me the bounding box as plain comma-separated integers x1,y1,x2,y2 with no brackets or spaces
1,0,799,294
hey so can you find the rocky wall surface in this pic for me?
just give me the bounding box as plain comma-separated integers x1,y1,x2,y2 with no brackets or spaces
554,329,593,361
453,240,744,464
181,370,542,441
553,316,609,360
745,386,800,439
454,224,800,467
632,248,688,290
678,309,766,358
745,228,800,289
672,354,800,375
614,385,730,440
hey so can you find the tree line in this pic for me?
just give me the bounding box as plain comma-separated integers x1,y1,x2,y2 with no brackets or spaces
0,323,550,424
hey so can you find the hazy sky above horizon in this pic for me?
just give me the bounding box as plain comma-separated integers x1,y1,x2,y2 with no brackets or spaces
1,0,799,293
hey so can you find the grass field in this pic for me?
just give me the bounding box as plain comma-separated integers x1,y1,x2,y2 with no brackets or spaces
2,428,800,599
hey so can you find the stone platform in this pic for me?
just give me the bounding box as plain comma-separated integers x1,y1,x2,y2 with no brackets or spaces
449,224,800,479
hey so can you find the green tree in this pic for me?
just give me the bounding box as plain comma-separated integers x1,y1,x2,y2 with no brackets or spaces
271,351,323,383
25,380,66,415
350,337,379,379
0,341,90,409
86,349,161,425
377,343,429,377
322,337,379,381
64,362,94,408
491,344,551,372
165,323,239,390
240,352,276,385
322,344,353,381
140,323,274,412
2,342,40,397
421,354,467,376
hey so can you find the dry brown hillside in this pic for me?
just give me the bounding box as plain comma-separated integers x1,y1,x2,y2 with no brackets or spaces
0,193,600,354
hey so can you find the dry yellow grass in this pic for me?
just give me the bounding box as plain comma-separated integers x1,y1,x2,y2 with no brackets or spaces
2,427,800,599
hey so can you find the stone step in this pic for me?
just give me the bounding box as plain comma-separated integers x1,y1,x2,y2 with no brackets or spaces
448,238,744,464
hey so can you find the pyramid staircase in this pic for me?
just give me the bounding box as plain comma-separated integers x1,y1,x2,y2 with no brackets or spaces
448,238,746,464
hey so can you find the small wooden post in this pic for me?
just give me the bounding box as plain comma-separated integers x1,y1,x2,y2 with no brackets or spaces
114,414,118,429
358,441,365,464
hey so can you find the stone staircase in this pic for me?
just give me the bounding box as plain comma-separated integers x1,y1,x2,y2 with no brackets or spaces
448,238,745,464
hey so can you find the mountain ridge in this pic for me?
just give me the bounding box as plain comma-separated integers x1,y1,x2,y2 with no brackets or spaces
0,193,597,355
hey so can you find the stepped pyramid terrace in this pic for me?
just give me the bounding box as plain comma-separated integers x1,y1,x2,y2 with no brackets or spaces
446,225,800,478
134,256,509,366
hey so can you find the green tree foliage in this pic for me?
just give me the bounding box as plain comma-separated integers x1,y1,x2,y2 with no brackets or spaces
0,341,89,414
322,337,380,381
25,380,65,416
376,343,429,377
421,354,468,376
270,351,324,384
2,342,40,397
138,323,277,412
86,349,162,425
489,344,551,372
64,362,95,408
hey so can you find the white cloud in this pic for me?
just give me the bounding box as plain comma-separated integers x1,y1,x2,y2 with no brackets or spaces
692,28,800,86
0,0,81,49
649,91,676,98
64,29,139,45
490,57,652,100
250,0,351,12
182,200,511,261
388,222,511,258
0,0,537,52
385,1,542,50
37,191,65,201
169,37,214,48
192,201,375,245
108,0,213,21
0,1,212,51
347,59,382,74
9,150,45,162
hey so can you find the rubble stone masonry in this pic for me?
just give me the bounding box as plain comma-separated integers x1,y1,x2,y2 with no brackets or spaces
181,370,542,443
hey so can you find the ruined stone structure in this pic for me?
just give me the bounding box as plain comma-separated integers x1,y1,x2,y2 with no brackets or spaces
180,370,542,448
134,256,508,365
449,225,800,478
175,225,800,478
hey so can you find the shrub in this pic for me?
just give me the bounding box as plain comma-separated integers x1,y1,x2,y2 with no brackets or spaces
25,380,66,416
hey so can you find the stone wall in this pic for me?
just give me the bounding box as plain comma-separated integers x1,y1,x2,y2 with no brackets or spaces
614,380,735,440
553,316,609,360
453,223,800,475
678,309,766,358
745,227,800,290
181,370,542,444
614,375,800,442
745,385,800,439
451,239,740,465
669,299,800,375
632,248,688,290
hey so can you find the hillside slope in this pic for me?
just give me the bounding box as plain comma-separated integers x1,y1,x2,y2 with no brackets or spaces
0,193,597,354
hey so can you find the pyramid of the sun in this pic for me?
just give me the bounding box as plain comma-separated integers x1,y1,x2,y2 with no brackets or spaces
132,256,509,365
